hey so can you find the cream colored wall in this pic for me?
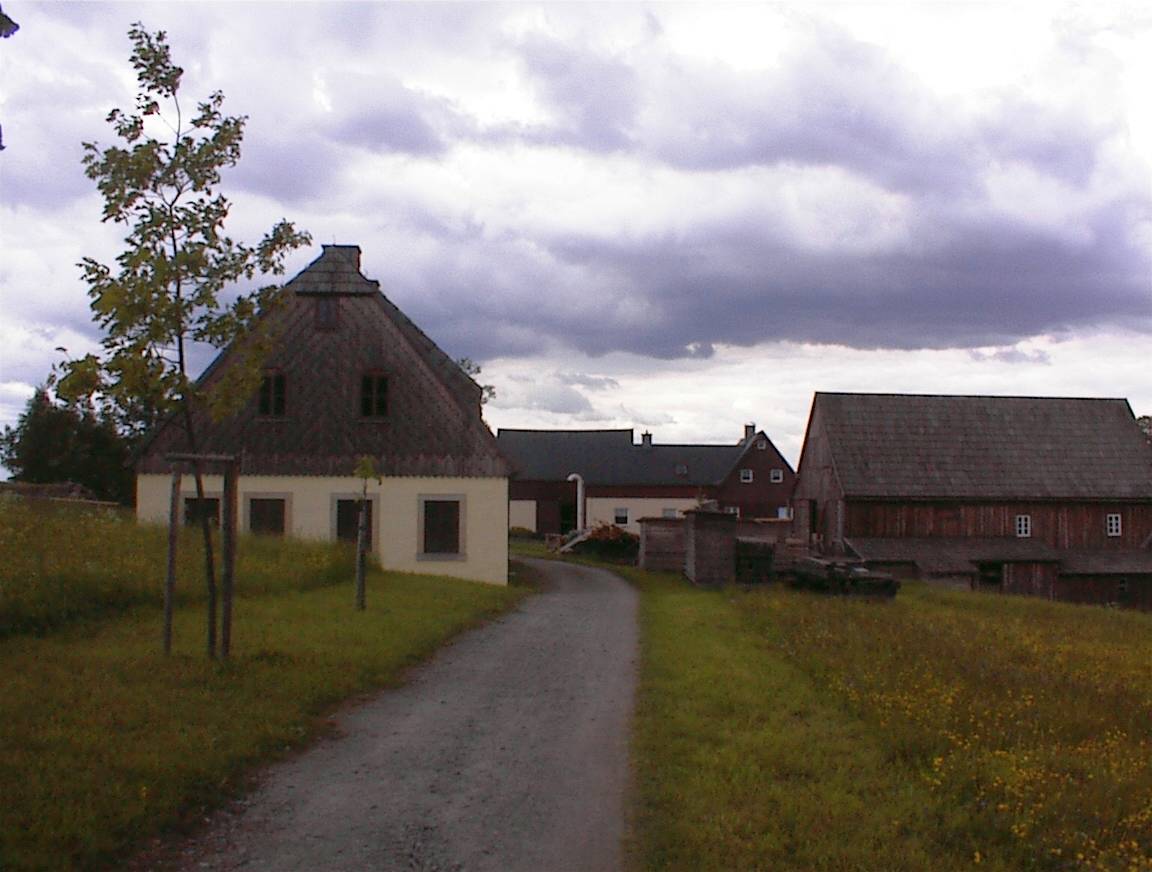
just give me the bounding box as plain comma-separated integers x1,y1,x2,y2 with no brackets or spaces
137,473,508,585
586,496,700,534
508,500,537,532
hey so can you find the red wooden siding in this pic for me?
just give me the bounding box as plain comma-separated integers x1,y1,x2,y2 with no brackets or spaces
845,501,1152,550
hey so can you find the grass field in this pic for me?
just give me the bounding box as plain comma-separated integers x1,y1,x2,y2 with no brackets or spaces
0,501,529,870
623,568,1152,872
0,499,354,637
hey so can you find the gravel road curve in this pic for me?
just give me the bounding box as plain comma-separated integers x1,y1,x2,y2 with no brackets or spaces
166,558,638,872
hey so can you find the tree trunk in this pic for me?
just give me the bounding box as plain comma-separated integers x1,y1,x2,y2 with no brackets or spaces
182,404,218,659
355,486,367,611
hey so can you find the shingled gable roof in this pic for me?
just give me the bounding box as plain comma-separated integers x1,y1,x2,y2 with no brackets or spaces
136,244,507,478
496,428,774,486
811,392,1152,500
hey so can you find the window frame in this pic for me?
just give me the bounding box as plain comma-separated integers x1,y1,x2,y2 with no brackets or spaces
258,371,286,417
1106,513,1123,538
739,468,754,484
244,492,292,536
1014,514,1032,538
182,494,222,528
613,506,629,526
418,495,466,560
331,493,379,550
360,372,389,418
769,468,785,483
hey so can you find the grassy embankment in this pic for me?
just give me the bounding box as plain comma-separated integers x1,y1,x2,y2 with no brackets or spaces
0,500,529,870
622,567,1152,871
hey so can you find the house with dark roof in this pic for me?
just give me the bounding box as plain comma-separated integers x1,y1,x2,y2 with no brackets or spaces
136,245,511,585
793,392,1152,608
497,424,795,535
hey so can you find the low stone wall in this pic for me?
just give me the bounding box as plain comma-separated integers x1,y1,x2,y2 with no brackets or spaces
638,517,685,572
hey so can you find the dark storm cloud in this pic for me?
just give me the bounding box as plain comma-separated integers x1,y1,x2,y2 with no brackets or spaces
388,20,1148,362
510,33,639,152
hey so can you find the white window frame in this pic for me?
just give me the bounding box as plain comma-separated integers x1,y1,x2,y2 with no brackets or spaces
739,468,754,484
769,468,784,483
613,507,629,525
756,439,767,450
1015,514,1032,538
1106,513,1122,537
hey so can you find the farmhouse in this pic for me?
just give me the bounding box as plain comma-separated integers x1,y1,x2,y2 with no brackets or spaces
792,392,1152,607
498,425,795,535
136,245,511,585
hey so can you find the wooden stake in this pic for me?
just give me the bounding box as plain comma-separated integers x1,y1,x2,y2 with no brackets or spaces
221,463,238,659
163,469,182,655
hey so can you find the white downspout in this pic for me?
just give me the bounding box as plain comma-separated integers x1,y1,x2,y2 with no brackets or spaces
566,473,586,531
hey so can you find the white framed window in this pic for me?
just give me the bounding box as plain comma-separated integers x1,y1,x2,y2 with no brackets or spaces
614,507,628,525
776,506,793,520
661,508,678,519
1015,514,1032,538
1106,513,1122,537
724,506,740,517
769,468,784,483
756,439,767,450
739,468,754,483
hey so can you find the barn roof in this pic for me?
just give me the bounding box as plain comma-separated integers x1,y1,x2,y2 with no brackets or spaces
813,392,1152,500
496,428,760,486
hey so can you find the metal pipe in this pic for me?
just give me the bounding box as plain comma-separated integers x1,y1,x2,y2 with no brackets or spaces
566,473,586,531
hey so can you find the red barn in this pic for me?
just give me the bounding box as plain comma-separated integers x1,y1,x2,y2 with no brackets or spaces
792,392,1152,608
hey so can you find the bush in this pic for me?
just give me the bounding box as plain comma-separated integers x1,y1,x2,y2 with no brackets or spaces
570,522,639,563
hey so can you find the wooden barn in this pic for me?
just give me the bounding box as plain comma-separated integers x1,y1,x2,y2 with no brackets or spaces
135,245,511,585
792,392,1152,607
498,425,795,535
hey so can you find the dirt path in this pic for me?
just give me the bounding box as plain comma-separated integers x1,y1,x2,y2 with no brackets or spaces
167,559,638,872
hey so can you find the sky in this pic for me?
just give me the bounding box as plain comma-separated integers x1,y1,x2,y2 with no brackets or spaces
1,1,1150,467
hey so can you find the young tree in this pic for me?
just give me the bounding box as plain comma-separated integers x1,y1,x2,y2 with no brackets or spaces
0,387,133,503
1138,415,1152,446
353,455,382,610
57,24,310,657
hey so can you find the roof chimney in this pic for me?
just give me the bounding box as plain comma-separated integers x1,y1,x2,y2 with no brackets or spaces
743,423,756,442
641,431,653,447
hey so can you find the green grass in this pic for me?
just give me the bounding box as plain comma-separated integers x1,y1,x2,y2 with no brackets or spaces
622,568,1152,871
0,499,354,637
0,503,530,870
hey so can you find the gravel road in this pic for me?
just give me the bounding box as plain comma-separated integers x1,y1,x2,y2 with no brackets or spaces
167,558,638,872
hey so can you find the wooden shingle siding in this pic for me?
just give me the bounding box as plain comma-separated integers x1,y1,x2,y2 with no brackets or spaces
137,246,507,479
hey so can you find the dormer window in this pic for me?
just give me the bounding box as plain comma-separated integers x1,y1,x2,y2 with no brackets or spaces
259,372,285,416
360,373,388,417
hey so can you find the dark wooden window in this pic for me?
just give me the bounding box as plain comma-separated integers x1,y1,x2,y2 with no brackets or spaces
249,498,286,536
360,373,388,417
336,499,372,548
184,497,220,528
259,372,285,416
423,499,460,555
315,297,338,331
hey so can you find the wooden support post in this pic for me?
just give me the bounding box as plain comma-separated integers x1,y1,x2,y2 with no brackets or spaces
221,462,238,659
355,491,368,611
163,469,182,655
